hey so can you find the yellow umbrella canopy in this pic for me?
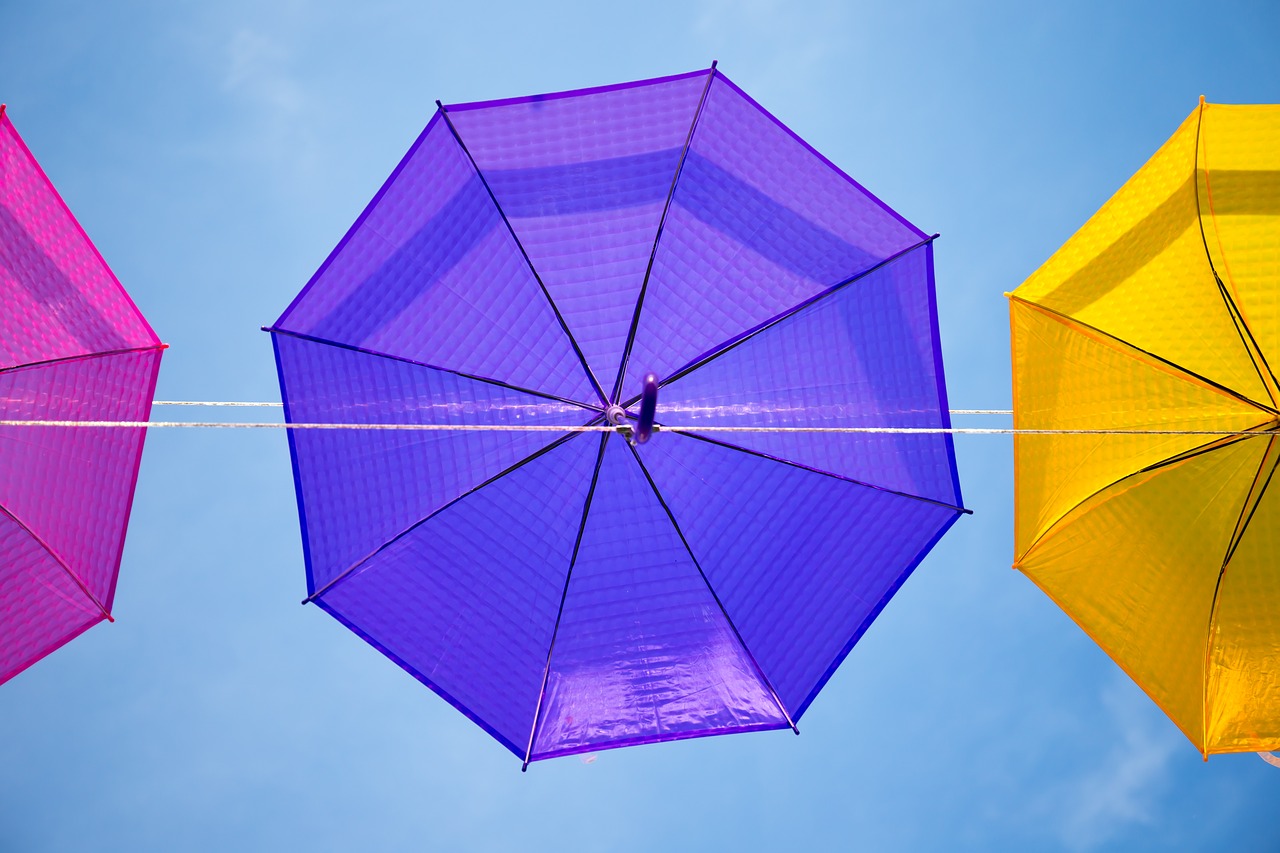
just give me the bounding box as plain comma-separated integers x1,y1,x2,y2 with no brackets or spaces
1009,99,1280,757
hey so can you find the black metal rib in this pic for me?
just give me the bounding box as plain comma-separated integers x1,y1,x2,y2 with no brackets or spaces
624,235,937,408
671,428,970,514
266,327,602,413
522,431,611,771
1221,435,1279,569
625,442,798,733
0,344,167,376
0,503,112,622
1015,424,1279,566
1201,435,1280,752
610,61,718,404
1010,295,1279,417
435,103,610,408
303,430,588,605
1215,275,1278,404
1193,100,1280,409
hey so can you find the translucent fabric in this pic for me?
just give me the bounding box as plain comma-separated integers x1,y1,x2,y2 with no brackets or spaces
1010,101,1280,756
0,109,164,684
272,68,965,764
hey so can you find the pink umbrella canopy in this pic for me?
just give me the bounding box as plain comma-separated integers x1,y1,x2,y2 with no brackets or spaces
0,106,164,684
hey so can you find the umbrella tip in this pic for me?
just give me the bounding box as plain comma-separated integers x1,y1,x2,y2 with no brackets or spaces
710,59,718,70
435,99,444,110
1199,94,1206,105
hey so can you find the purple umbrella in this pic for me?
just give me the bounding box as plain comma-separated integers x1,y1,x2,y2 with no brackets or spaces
268,65,966,767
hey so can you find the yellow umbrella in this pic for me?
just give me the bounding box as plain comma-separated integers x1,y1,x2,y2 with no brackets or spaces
1009,99,1280,758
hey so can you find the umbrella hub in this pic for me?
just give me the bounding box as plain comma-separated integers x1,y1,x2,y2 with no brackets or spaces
605,373,660,445
605,404,628,425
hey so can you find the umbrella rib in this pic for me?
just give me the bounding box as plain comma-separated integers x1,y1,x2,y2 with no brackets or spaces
0,502,112,623
434,103,610,408
625,442,799,733
1014,428,1274,565
0,343,166,376
522,431,611,771
670,428,971,514
625,235,937,407
1201,436,1280,752
266,327,602,413
1192,101,1280,408
302,429,590,604
1214,275,1279,409
1008,295,1279,417
609,61,719,404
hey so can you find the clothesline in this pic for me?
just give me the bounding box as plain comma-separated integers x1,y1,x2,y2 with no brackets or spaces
0,402,1276,436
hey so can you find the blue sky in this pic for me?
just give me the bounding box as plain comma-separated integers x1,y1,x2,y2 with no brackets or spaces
2,1,1279,850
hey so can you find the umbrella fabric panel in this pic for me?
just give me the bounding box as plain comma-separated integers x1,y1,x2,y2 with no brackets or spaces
316,434,599,756
1019,435,1268,753
274,115,594,404
444,70,710,390
639,431,960,717
619,73,925,397
659,242,960,506
273,333,592,594
1198,104,1280,377
1010,297,1271,559
0,113,159,369
1015,107,1271,407
0,349,161,610
1206,437,1280,752
0,513,103,684
530,435,788,760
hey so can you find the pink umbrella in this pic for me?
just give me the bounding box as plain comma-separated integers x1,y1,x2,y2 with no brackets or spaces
0,105,164,684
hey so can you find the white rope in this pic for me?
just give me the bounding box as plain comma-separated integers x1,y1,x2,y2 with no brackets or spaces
151,401,1014,414
0,420,1274,436
153,401,282,407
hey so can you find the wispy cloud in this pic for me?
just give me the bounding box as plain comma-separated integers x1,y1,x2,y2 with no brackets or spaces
218,20,322,185
1053,674,1180,851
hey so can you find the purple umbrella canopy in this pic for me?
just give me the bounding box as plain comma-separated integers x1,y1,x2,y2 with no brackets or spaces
268,65,967,767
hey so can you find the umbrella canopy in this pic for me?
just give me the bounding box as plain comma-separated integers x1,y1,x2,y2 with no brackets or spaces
269,67,966,766
0,106,164,684
1009,99,1280,757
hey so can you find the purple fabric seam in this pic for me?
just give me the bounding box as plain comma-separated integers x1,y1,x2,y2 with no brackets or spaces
101,346,164,613
523,431,610,765
267,327,603,412
923,242,965,507
669,430,966,514
272,333,320,596
309,429,591,605
609,64,719,402
644,238,936,407
437,111,609,407
712,73,928,241
625,440,796,725
444,68,710,113
313,597,527,759
274,112,445,330
0,612,103,686
793,509,963,720
0,112,162,346
530,720,792,763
